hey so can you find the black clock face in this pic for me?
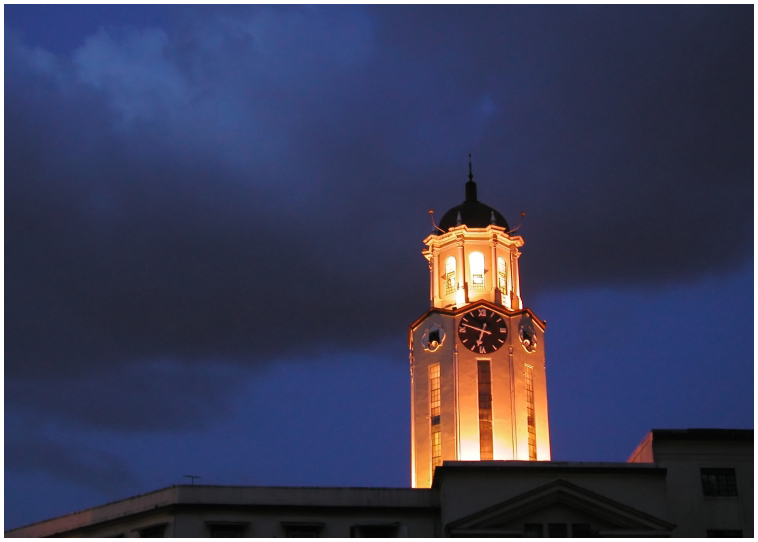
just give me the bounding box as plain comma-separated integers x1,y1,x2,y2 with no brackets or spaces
458,307,507,354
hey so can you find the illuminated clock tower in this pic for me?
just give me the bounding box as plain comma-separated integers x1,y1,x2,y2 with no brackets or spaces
410,164,551,489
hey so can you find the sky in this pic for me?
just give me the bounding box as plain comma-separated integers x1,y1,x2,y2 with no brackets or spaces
4,4,754,530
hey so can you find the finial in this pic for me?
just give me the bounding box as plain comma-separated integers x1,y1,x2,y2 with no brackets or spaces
465,154,478,202
456,211,462,226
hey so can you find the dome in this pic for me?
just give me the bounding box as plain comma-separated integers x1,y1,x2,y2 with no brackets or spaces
438,179,509,232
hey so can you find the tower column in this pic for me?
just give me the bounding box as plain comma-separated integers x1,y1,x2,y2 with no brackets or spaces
431,249,440,308
456,238,466,306
511,251,522,309
505,249,513,310
428,259,434,307
490,237,498,305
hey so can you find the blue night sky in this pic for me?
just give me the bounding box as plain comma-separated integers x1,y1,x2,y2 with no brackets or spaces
4,5,753,530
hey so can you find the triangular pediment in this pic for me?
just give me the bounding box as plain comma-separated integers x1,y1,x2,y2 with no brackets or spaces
446,479,675,537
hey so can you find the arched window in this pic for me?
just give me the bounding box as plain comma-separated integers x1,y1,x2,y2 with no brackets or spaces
444,256,456,295
470,252,485,291
497,257,507,293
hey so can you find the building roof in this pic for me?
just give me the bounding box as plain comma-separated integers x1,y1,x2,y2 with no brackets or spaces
437,180,509,232
5,485,438,538
431,461,666,487
649,428,753,441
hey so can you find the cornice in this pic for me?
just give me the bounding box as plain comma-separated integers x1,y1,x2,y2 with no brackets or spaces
423,226,523,248
410,299,545,332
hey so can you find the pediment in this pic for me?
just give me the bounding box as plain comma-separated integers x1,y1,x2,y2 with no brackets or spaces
446,479,675,537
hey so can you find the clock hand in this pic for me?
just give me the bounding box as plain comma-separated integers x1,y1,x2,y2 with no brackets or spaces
477,322,488,344
462,323,492,335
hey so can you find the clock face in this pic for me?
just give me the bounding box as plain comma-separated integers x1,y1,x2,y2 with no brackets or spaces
458,307,507,354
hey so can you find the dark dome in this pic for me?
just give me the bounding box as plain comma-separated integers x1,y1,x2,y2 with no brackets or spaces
438,180,509,232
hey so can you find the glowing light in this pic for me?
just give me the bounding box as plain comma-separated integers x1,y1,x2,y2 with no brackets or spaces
469,251,485,291
430,364,442,469
497,257,506,293
444,256,456,296
414,222,551,487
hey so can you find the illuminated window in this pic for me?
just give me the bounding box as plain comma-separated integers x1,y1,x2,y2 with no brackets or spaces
477,361,493,460
444,257,456,295
525,365,537,461
431,430,442,469
701,468,738,496
497,257,507,294
430,364,442,468
429,364,441,422
469,252,485,291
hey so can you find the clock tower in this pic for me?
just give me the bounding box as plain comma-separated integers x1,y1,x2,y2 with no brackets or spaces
410,164,551,488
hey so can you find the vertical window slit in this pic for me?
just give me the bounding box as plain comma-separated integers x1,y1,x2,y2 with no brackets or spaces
525,365,537,460
477,361,493,460
430,364,442,469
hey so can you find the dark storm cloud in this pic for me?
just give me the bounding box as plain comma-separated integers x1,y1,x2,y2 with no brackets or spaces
6,6,752,427
372,5,753,288
6,360,245,430
6,431,139,495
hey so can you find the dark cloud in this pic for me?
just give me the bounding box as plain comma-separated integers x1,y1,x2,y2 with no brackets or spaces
5,5,752,424
6,361,246,430
6,431,139,495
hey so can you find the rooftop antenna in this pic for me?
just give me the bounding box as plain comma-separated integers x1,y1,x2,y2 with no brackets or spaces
184,475,200,485
428,210,445,233
468,153,474,183
509,211,527,233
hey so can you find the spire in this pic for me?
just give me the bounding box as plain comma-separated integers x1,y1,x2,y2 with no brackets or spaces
465,153,478,202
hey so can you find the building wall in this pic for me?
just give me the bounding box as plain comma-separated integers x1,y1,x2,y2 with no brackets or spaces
173,506,437,538
629,430,754,538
